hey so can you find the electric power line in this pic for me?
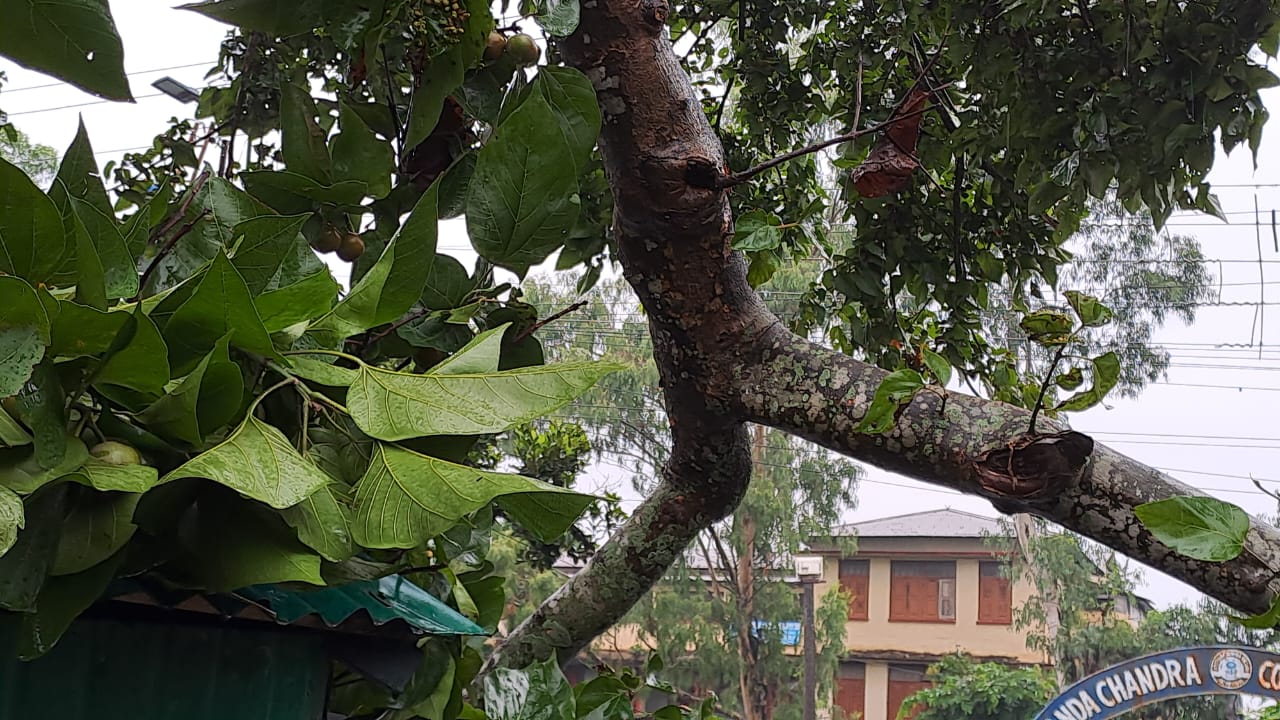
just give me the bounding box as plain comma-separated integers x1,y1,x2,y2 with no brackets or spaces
2,61,216,94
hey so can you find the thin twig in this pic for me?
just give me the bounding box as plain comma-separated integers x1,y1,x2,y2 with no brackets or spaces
135,208,210,300
149,169,211,244
720,99,943,187
712,75,736,132
514,300,588,342
365,306,432,348
852,53,864,133
1028,343,1069,434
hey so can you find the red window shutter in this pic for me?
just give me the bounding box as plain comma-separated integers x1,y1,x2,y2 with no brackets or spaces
836,678,866,719
888,680,931,720
842,573,869,620
978,575,1013,624
889,575,911,621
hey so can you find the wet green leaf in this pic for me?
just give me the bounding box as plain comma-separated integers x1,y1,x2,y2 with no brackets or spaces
281,483,354,562
1135,496,1249,562
0,0,131,100
0,486,22,557
1053,352,1120,412
347,359,619,441
138,336,243,447
163,412,332,508
854,369,926,435
52,489,140,576
351,443,595,548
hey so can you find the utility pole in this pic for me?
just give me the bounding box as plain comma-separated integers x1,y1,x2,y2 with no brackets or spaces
801,577,817,720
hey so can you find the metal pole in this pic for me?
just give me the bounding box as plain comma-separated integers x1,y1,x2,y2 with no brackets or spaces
802,578,817,720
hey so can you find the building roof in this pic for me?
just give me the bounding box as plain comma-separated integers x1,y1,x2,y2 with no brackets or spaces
831,508,1010,538
103,574,487,639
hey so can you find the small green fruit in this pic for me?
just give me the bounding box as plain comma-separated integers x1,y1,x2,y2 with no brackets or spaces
506,33,541,66
90,440,143,466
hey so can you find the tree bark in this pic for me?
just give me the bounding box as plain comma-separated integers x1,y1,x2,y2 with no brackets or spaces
486,0,1280,672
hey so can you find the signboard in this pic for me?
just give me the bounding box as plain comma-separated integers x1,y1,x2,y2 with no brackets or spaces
1035,645,1280,720
751,620,801,646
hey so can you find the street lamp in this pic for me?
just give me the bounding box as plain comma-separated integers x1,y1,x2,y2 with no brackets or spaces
795,555,824,720
151,76,200,104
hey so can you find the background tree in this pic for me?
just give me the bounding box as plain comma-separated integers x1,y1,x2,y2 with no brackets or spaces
0,124,58,188
898,654,1056,720
1004,522,1278,719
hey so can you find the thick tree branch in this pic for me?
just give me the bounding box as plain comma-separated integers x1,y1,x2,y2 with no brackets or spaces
487,0,1280,674
731,329,1280,613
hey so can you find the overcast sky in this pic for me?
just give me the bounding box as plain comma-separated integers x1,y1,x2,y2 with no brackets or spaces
5,1,1280,610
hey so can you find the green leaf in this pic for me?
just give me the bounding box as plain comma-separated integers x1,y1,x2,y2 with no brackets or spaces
1236,596,1280,630
1019,309,1075,346
138,335,243,447
421,255,477,310
535,67,600,168
351,443,595,549
406,44,466,150
52,489,140,576
11,362,68,470
0,158,68,283
229,214,313,294
1064,290,1113,328
1135,496,1250,562
1053,352,1120,412
0,328,46,399
65,458,160,493
312,184,438,339
96,308,169,397
0,278,53,348
163,413,333,509
184,499,325,592
71,198,138,299
432,324,508,375
485,657,576,720
0,405,31,448
281,82,332,183
0,439,88,495
332,101,394,198
287,355,359,386
162,252,284,373
0,486,22,557
348,360,619,441
281,483,354,562
178,0,371,35
467,90,580,275
0,0,131,100
0,485,67,611
921,348,952,387
53,118,113,215
240,171,368,213
68,198,107,309
255,271,340,333
732,210,784,252
17,548,123,659
1055,367,1084,391
533,0,580,36
854,369,926,435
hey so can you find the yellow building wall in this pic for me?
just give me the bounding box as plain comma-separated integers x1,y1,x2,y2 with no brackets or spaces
816,537,1045,665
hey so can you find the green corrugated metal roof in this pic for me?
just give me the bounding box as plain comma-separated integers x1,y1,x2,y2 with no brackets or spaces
104,574,486,638
239,576,486,635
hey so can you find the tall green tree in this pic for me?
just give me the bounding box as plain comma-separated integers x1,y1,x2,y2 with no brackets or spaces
2,6,1280,719
0,125,58,188
899,655,1056,720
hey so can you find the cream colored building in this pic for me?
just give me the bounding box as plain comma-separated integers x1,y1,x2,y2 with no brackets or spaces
809,509,1046,720
574,508,1143,720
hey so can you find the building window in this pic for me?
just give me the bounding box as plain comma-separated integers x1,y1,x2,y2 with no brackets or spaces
839,559,870,621
887,665,931,720
835,662,866,720
889,561,956,623
977,561,1013,625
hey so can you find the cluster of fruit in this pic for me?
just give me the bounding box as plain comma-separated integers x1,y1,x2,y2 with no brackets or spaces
406,0,471,41
484,30,541,66
312,226,366,262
